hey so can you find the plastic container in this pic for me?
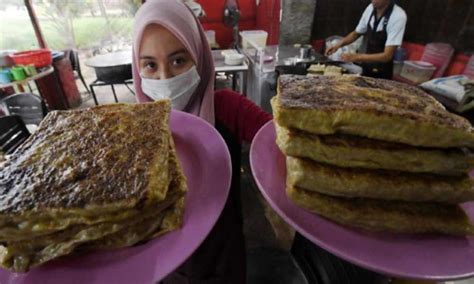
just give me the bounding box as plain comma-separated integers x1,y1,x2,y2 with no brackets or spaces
240,30,268,49
10,66,27,81
23,65,37,77
224,53,244,65
393,60,403,76
10,49,52,68
0,69,12,84
325,35,360,61
0,50,15,68
400,60,436,84
325,35,343,61
205,30,216,47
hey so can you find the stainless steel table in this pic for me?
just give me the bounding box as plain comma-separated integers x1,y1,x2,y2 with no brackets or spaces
212,49,248,94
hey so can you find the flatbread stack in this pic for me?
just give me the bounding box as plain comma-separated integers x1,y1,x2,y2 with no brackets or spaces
272,74,474,235
0,100,186,272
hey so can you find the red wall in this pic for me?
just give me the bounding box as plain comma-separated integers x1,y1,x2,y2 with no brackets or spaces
197,0,280,48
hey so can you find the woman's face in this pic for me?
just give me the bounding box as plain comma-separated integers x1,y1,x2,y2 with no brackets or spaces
139,24,194,80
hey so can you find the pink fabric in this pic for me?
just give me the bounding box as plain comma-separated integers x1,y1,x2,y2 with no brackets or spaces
133,0,215,125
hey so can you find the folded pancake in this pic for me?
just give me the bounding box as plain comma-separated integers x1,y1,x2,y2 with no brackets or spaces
272,75,474,148
0,204,174,272
287,186,474,235
0,197,183,273
0,137,187,272
286,156,474,203
76,172,185,253
0,101,172,234
0,133,186,243
276,124,474,176
81,197,185,251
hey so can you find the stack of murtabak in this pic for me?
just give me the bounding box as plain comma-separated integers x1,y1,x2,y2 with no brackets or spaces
0,100,186,272
272,74,474,236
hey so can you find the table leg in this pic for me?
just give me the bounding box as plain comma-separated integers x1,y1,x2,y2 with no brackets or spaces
232,72,237,91
240,71,247,96
90,84,99,105
111,84,118,103
124,82,135,95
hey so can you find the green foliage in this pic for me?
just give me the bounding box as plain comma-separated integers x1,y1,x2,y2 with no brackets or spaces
0,0,136,51
124,0,142,15
0,17,133,51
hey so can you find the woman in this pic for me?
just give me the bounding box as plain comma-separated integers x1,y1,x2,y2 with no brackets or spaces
132,0,272,283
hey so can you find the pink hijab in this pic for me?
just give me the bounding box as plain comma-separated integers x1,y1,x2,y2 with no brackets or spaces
132,0,215,125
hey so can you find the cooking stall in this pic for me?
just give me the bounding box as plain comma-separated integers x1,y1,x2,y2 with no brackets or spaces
239,35,362,113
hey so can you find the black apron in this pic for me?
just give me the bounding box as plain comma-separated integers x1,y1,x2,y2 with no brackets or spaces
361,2,395,79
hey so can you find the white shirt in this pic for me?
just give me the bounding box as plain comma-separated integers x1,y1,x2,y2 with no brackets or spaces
355,3,407,46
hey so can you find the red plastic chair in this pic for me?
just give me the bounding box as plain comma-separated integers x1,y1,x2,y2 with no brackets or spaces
420,43,454,78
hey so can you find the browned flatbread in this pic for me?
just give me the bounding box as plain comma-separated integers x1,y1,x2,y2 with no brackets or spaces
287,186,474,235
273,75,474,148
276,123,474,176
0,101,187,272
286,156,474,203
0,102,172,224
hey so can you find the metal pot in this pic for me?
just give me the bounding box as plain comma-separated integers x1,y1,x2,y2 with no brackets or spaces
94,64,132,83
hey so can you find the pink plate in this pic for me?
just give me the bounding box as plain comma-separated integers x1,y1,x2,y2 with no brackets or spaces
0,110,231,284
250,121,474,281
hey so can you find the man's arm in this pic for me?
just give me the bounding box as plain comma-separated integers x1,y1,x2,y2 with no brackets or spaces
343,13,406,63
342,45,397,63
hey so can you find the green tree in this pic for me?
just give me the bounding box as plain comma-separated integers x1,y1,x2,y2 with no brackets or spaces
34,0,88,48
124,0,141,16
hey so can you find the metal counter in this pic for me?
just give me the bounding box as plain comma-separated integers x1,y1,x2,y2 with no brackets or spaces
244,45,304,113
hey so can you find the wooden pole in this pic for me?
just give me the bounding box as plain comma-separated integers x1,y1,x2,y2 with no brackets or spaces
24,0,47,48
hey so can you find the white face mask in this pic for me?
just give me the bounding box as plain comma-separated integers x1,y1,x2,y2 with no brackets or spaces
141,66,201,111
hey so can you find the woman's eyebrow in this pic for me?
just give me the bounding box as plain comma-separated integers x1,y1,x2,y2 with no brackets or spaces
140,55,156,60
168,49,187,58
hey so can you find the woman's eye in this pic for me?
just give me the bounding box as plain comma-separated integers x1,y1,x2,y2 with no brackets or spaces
172,57,187,66
143,61,157,71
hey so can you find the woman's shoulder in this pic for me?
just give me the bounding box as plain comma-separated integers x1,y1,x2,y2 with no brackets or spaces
213,88,272,144
214,89,241,100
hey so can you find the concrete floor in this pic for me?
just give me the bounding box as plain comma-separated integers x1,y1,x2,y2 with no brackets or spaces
77,84,136,108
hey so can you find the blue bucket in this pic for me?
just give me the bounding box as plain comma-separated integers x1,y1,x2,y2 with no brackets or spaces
0,69,12,84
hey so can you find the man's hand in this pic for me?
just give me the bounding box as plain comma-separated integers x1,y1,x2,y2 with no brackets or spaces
325,44,341,56
325,31,361,56
341,53,360,62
